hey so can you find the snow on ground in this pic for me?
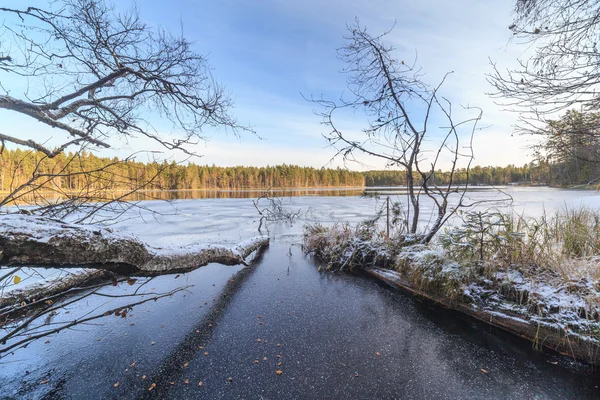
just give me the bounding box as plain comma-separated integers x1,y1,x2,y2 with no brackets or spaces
416,251,600,344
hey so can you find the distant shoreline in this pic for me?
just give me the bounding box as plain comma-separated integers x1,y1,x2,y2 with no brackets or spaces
3,184,596,201
0,183,559,195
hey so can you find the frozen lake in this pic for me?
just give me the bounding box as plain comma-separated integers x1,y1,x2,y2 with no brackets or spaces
1,187,600,399
110,186,600,248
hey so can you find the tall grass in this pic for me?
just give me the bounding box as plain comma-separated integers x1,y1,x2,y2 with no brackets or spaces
440,206,600,282
303,221,397,272
305,206,600,281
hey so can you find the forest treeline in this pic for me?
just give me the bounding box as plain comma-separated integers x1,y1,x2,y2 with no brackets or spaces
0,148,567,192
0,150,364,191
363,165,536,186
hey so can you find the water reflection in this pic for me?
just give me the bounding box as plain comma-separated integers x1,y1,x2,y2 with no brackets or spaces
125,185,508,200
0,185,532,203
127,187,367,200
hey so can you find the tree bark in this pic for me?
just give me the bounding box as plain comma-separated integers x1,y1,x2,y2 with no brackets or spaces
0,214,269,276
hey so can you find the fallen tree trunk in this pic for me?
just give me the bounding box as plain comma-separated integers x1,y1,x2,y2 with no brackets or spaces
366,267,600,367
0,214,269,276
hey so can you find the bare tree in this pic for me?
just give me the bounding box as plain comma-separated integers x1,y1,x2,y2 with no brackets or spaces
0,0,245,155
488,0,600,183
489,0,600,125
309,21,482,244
0,1,268,368
0,0,251,220
0,0,268,304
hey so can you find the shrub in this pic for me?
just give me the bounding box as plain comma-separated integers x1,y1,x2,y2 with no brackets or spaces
303,221,395,272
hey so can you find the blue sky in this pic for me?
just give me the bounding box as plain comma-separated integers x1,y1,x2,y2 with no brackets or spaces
1,0,533,170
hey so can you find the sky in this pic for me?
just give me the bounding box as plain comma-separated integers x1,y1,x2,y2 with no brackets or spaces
1,0,536,170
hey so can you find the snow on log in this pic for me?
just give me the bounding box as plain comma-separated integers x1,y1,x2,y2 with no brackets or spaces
0,214,269,276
